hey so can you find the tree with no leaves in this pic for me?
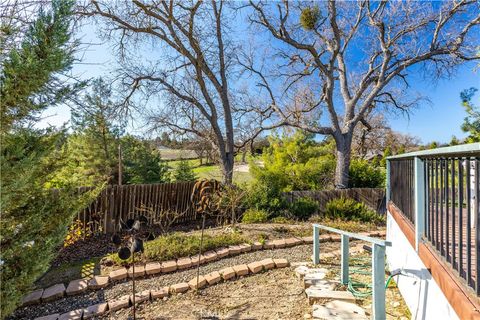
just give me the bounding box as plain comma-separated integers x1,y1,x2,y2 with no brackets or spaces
80,0,265,184
249,0,480,188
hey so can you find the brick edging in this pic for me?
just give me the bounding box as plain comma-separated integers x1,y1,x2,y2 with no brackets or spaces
388,202,480,320
33,258,292,320
24,231,386,307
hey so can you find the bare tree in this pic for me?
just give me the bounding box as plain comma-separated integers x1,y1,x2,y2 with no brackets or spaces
249,0,480,188
81,0,253,184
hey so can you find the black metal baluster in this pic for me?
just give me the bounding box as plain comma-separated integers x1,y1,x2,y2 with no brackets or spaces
459,159,464,278
452,158,457,270
446,158,450,262
440,158,444,256
475,158,479,295
436,159,440,250
466,158,472,286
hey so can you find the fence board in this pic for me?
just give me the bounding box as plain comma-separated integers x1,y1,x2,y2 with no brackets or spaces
284,188,386,214
76,181,197,234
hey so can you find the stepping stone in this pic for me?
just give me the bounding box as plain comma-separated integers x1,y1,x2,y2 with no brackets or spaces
306,289,355,305
130,290,151,304
239,243,252,252
232,264,249,276
145,262,161,275
151,287,169,299
42,284,65,302
177,257,192,269
109,268,128,280
228,245,242,255
128,265,145,278
161,260,177,273
204,271,221,285
273,258,289,268
170,282,190,294
34,314,59,320
260,258,275,270
251,242,263,250
83,302,108,319
219,267,236,280
215,247,230,258
312,300,367,319
108,295,130,312
247,261,264,273
204,251,218,262
22,289,44,306
88,276,109,290
188,276,207,290
295,266,310,278
58,309,82,320
304,272,327,282
66,279,88,296
304,279,337,290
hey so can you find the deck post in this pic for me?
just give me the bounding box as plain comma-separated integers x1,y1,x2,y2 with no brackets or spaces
313,225,320,265
386,159,391,204
372,243,386,320
341,234,349,284
414,156,425,252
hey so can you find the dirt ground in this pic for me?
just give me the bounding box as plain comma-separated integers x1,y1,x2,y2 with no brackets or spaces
101,267,310,320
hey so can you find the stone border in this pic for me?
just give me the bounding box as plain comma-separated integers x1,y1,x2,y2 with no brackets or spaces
33,258,292,320
24,231,385,307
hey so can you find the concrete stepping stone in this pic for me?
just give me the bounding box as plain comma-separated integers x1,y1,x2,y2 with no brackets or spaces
239,243,252,252
285,238,302,247
312,300,367,319
304,279,337,290
145,262,161,275
263,240,275,249
306,289,355,305
295,266,328,278
304,272,327,282
42,284,65,302
228,245,242,254
83,302,108,319
204,251,218,262
190,255,207,265
271,239,287,248
109,268,128,280
58,309,82,320
22,289,44,306
66,279,88,296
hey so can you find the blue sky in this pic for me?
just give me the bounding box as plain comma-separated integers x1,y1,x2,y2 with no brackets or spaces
38,13,480,145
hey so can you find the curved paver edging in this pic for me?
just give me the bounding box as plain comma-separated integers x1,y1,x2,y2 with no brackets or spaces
23,231,385,307
33,258,292,320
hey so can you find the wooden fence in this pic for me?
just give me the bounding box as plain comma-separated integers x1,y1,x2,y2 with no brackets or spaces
283,188,386,214
77,181,198,234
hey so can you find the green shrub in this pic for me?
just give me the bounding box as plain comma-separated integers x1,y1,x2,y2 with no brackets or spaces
324,197,384,224
289,197,319,220
242,208,269,223
270,216,296,224
349,158,385,188
107,232,247,265
173,159,197,182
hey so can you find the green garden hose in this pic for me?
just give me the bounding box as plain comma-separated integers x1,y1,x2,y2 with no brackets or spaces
346,256,395,298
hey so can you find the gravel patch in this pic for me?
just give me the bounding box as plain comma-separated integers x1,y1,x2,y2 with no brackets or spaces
9,242,339,320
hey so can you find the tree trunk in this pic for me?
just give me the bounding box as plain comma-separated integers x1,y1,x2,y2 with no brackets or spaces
241,148,247,163
334,132,353,189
